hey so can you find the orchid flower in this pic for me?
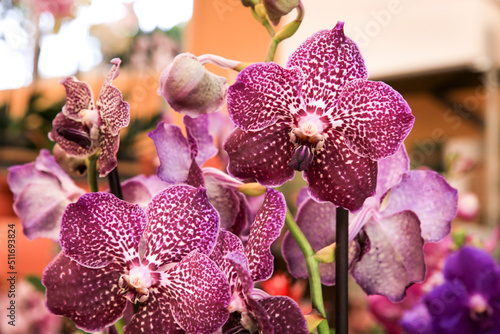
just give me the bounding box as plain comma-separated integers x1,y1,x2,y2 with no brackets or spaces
42,185,230,333
224,21,414,211
49,58,130,177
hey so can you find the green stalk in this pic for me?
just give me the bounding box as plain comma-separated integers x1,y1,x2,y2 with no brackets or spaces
285,210,330,334
251,5,275,37
87,155,99,192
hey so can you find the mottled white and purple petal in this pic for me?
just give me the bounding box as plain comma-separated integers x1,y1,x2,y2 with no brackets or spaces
383,170,457,242
330,79,414,160
60,76,95,120
304,134,377,211
287,22,368,112
375,145,409,198
60,192,146,268
224,123,296,186
149,122,192,184
161,251,231,334
245,297,274,333
98,132,120,177
183,114,218,166
245,188,286,282
228,62,301,131
42,252,126,332
211,229,246,268
350,211,425,302
97,58,130,136
282,195,336,285
143,185,219,268
258,296,309,334
125,288,184,334
49,113,96,157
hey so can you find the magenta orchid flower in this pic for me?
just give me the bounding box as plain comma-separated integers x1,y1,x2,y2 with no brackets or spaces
224,21,414,211
282,146,458,301
209,189,308,333
42,185,230,333
49,58,130,177
7,149,85,241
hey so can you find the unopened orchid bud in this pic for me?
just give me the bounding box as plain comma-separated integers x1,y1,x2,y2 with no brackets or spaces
240,0,260,7
262,0,299,25
237,182,266,197
158,53,228,118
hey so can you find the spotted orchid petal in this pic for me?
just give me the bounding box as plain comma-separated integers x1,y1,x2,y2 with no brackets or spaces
227,62,302,131
162,250,230,334
303,135,377,211
258,296,309,334
245,188,286,282
60,192,146,268
143,185,219,268
98,131,120,177
60,76,95,121
224,124,296,187
350,211,425,302
210,230,247,290
282,195,336,285
149,121,192,184
330,79,414,160
375,145,409,198
42,252,126,333
97,58,130,137
287,22,368,112
183,114,218,167
383,170,457,242
49,112,96,157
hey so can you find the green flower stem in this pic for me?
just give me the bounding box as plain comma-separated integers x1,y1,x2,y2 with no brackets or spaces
87,155,98,192
251,5,275,38
285,209,330,334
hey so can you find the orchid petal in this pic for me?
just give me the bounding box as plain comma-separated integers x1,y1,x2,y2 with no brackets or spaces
383,170,457,242
331,79,414,160
60,76,95,120
375,144,409,198
98,131,120,177
34,149,85,194
183,114,218,166
224,123,296,186
204,173,241,230
259,296,309,334
287,22,368,112
97,58,130,136
60,192,146,268
245,188,286,282
120,174,168,208
49,113,96,157
42,252,126,333
304,134,377,211
227,62,301,131
350,211,425,302
149,122,192,184
143,186,219,268
162,251,230,334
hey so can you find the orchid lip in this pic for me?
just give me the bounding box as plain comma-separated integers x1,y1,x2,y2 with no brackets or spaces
56,127,92,149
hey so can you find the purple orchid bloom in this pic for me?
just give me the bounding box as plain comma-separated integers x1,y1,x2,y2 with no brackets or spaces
42,185,231,333
401,246,500,334
149,115,254,236
209,189,308,333
282,146,458,301
7,149,85,241
223,21,414,211
49,58,130,177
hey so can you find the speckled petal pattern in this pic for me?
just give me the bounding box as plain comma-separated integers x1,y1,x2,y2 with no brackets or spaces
228,62,301,131
183,114,218,167
42,252,126,332
224,123,296,186
304,133,377,211
330,79,414,160
49,113,96,157
143,185,219,267
282,195,336,285
162,251,230,334
383,170,457,242
259,296,309,334
98,131,120,177
245,188,286,282
287,22,368,112
149,121,192,184
60,192,146,268
60,76,95,120
125,288,184,334
98,58,130,136
350,211,425,302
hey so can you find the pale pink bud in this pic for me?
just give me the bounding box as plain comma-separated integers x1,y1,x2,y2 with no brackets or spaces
158,53,228,118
